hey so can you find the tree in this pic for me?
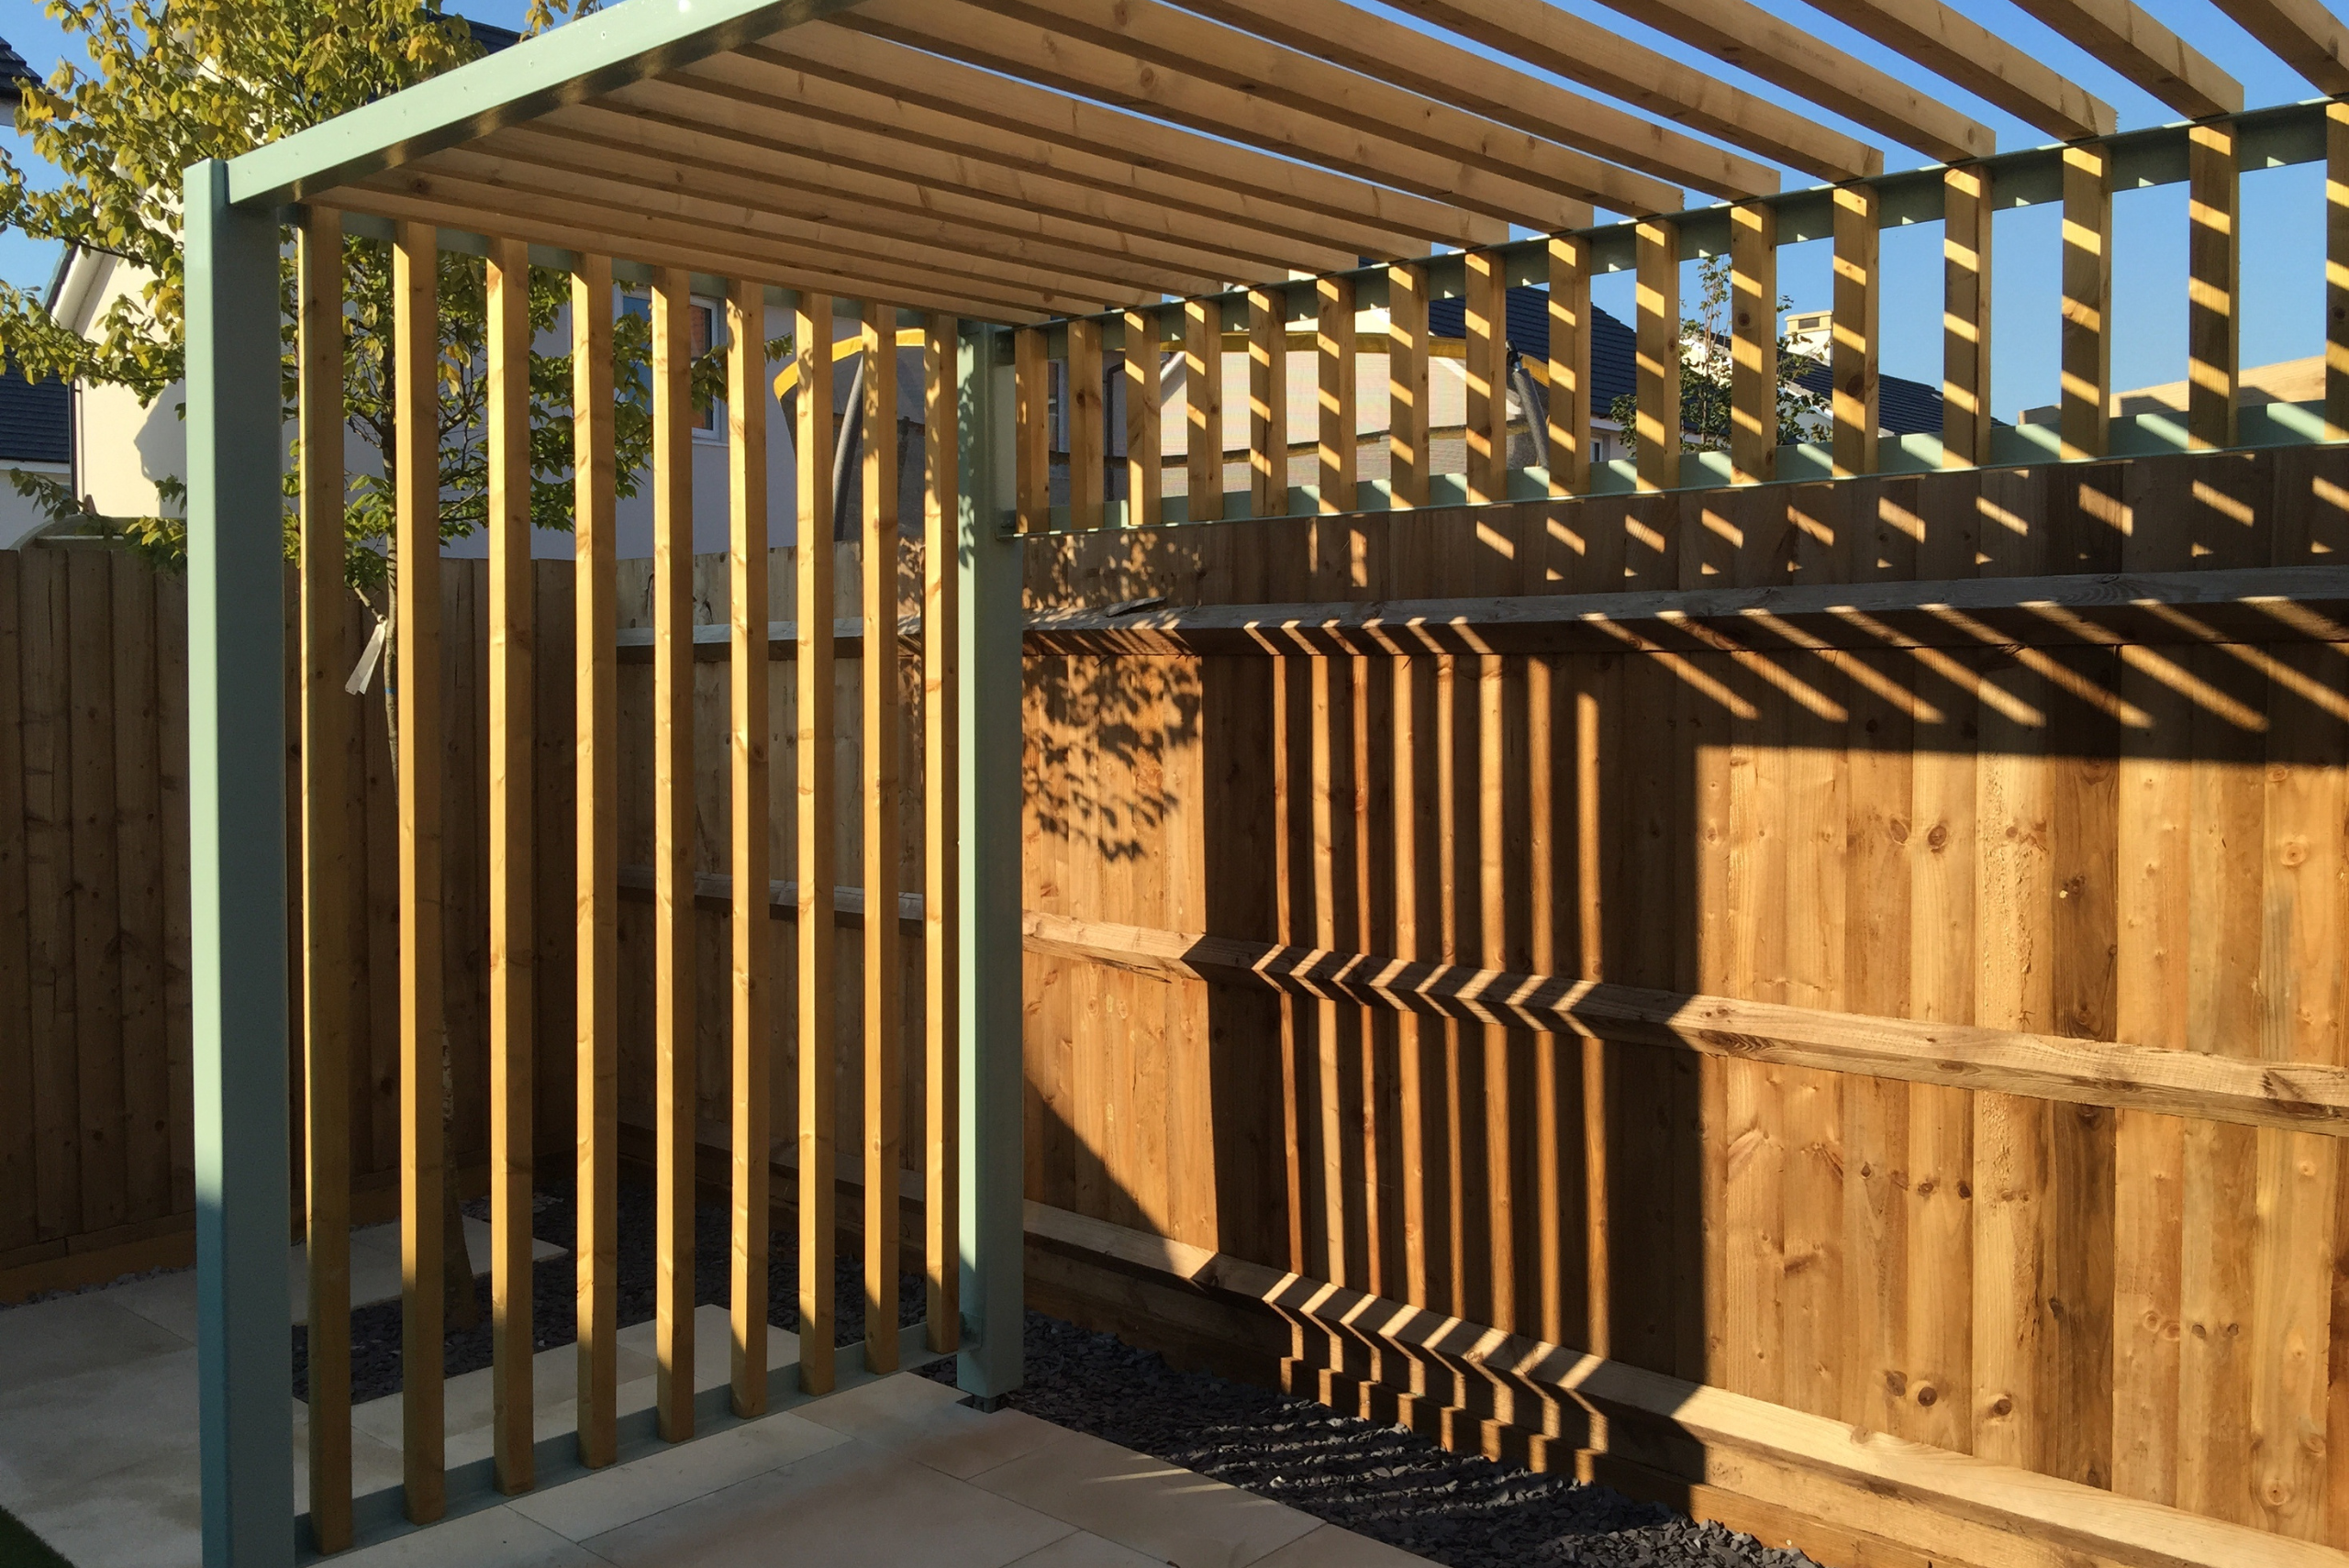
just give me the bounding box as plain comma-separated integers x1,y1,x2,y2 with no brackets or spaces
0,0,752,1324
1609,252,1828,458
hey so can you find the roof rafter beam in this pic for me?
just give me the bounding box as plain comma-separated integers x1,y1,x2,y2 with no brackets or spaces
1175,0,1779,201
1591,0,1994,163
1797,0,2117,142
837,0,1595,231
2214,0,2349,95
943,0,1684,214
1383,0,1883,183
466,126,1236,298
333,181,1051,322
2005,0,2242,119
767,22,1502,250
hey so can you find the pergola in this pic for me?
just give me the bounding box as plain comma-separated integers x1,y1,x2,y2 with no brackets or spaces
181,0,2349,1563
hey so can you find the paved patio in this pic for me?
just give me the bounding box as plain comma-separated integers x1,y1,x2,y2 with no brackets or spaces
0,1241,1430,1568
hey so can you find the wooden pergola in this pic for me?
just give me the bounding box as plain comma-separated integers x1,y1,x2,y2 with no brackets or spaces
182,0,2349,1563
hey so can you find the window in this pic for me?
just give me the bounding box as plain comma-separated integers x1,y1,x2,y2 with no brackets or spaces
620,289,724,439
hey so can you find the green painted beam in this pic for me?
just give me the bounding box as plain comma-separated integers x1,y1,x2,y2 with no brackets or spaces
956,324,1025,1404
184,158,295,1568
227,0,864,209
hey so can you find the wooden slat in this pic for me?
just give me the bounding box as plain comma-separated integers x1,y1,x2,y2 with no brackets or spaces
1121,311,1163,530
650,266,696,1444
297,206,355,1551
1634,219,1681,494
2007,0,2241,118
1589,0,1991,164
1729,201,1777,486
1943,163,1995,469
1464,250,1508,506
848,0,1593,232
1019,911,2349,1137
573,253,621,1472
1016,326,1049,533
922,314,961,1354
1546,238,1590,501
862,298,905,1374
1317,274,1356,516
484,233,535,1496
1833,183,1880,480
17,548,73,1246
1387,0,1881,183
1185,299,1224,523
2217,0,2349,94
2332,106,2349,444
65,547,122,1237
777,20,1502,251
1389,265,1431,510
2188,122,2240,453
796,291,841,1396
392,217,445,1524
1800,0,2116,142
2061,142,2114,463
1249,287,1289,518
950,0,1682,216
1068,317,1105,529
1180,0,1773,199
0,557,28,1259
726,277,774,1418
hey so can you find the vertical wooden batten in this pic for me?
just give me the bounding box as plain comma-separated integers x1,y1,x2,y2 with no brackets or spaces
484,234,534,1495
1729,202,1778,485
650,267,696,1444
1389,263,1431,509
296,204,353,1553
1123,310,1163,528
1833,183,1881,478
1015,326,1049,532
1250,286,1290,518
1547,235,1590,499
1943,162,1996,467
391,217,445,1525
572,253,620,1472
2188,120,2240,451
1634,218,1682,493
863,299,904,1374
1068,317,1105,528
2331,103,2349,440
1317,275,1357,515
727,277,773,1418
2062,140,2114,462
797,292,840,1396
1185,298,1225,522
923,314,961,1355
1464,250,1509,505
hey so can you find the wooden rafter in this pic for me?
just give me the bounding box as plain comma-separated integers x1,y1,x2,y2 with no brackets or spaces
841,0,1597,231
1384,0,1883,183
2007,0,2242,118
1177,0,1779,201
1800,0,2117,142
948,0,1686,214
1594,0,1993,163
2217,0,2349,95
765,23,1504,250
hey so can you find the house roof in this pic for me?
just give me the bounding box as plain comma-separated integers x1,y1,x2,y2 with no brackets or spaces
0,37,38,102
0,367,71,466
1429,284,1949,438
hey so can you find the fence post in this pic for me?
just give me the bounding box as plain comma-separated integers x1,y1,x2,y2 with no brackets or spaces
958,323,1025,1404
184,156,294,1568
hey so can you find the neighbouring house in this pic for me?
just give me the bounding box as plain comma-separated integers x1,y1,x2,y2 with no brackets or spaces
0,361,71,549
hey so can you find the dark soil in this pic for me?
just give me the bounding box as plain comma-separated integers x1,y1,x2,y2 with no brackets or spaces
917,1314,1822,1568
294,1182,1816,1567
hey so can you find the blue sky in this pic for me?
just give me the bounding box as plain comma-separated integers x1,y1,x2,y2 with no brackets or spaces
0,0,2332,420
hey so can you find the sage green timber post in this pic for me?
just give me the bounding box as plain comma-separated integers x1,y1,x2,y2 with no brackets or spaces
185,158,295,1568
958,322,1024,1403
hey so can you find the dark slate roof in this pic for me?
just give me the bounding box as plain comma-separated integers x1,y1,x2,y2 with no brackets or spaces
0,366,70,465
1431,283,1948,437
0,37,38,100
455,17,523,53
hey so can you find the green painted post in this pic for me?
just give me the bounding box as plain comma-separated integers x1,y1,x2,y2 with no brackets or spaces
957,323,1024,1403
184,158,295,1568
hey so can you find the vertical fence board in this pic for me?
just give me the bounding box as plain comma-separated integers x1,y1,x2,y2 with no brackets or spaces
797,292,840,1396
863,299,904,1373
0,552,28,1255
